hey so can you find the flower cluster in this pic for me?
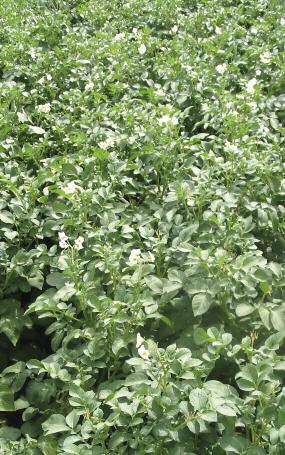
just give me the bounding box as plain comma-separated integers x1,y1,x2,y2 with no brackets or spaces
58,233,84,251
58,232,69,249
63,181,82,194
128,248,142,265
136,333,150,360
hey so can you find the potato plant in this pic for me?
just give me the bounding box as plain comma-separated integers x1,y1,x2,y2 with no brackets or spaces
0,0,285,453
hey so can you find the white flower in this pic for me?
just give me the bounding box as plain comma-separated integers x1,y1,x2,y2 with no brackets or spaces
138,344,150,360
246,78,257,94
251,27,258,35
17,112,28,122
29,48,37,60
215,26,222,35
155,88,165,97
74,236,84,251
136,333,144,348
129,248,142,265
138,43,147,55
85,81,94,91
43,186,49,196
114,32,125,41
171,25,178,33
37,103,51,113
216,63,227,75
132,27,138,34
98,137,115,150
158,114,178,126
46,74,52,81
59,232,69,249
256,69,261,76
64,181,81,194
260,51,271,64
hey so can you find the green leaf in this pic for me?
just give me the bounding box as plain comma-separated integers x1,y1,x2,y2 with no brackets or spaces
235,303,255,317
178,224,199,242
163,280,182,294
108,432,130,450
200,410,217,422
167,268,185,283
125,373,148,386
42,414,70,435
38,436,58,455
66,410,80,429
46,272,68,289
193,327,211,345
271,308,285,331
0,385,15,411
112,337,127,355
28,270,44,290
189,388,208,410
0,211,14,224
265,332,284,350
216,404,237,416
192,293,212,316
145,276,163,294
0,427,21,440
220,435,248,453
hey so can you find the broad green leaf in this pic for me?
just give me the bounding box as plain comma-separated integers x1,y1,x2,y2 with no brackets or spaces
108,432,130,450
0,385,15,411
145,276,163,294
216,404,237,416
0,211,14,224
271,308,285,331
0,426,21,440
235,303,255,317
192,293,212,316
189,388,208,410
125,373,148,386
42,414,70,435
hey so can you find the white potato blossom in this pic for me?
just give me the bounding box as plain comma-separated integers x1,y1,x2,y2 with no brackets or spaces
246,78,257,94
37,103,51,113
158,114,179,126
155,88,165,97
216,63,227,75
171,25,178,33
138,344,150,360
260,51,271,64
17,111,28,122
64,181,81,194
43,186,49,196
98,137,115,150
129,248,142,265
85,81,94,91
136,333,144,348
74,236,84,251
29,48,37,59
114,32,125,41
138,43,147,55
59,232,69,249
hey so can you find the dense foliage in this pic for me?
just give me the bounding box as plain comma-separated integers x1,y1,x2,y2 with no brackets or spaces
0,0,285,453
